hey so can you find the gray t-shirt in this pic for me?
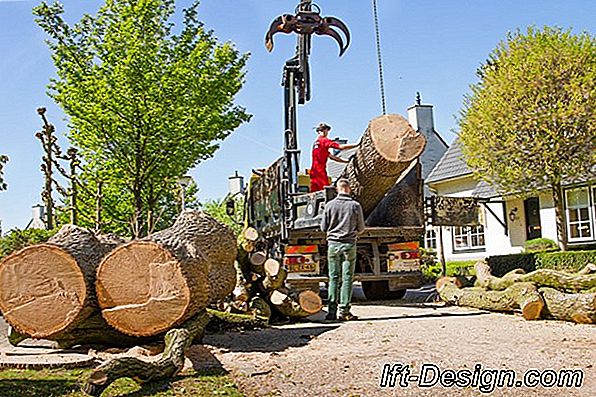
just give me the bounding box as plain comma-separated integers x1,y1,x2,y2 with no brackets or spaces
320,193,366,243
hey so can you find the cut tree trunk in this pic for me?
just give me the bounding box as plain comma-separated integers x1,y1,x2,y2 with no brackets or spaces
270,289,322,318
339,114,426,217
438,279,544,320
96,210,236,337
83,310,210,397
0,225,112,338
475,261,596,293
539,288,596,324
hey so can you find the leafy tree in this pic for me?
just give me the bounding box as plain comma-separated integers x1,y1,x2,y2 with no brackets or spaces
202,196,244,236
0,155,8,191
0,228,57,259
458,27,596,250
34,0,251,237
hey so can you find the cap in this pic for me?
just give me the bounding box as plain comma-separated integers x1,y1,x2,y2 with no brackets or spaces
316,122,331,132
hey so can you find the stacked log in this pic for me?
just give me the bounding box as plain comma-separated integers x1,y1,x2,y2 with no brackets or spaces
437,261,596,324
339,114,426,217
224,226,322,322
96,210,236,337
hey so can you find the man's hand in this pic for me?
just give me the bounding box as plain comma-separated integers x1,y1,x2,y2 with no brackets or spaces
329,154,349,163
338,143,358,150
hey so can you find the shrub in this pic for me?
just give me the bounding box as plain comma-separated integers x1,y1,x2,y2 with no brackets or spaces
524,237,558,253
0,228,57,259
487,250,596,276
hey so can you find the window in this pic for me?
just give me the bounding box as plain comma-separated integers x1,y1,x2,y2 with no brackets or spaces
565,186,593,241
425,227,437,250
452,225,485,251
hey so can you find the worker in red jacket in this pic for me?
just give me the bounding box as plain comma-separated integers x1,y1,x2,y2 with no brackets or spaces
310,123,358,192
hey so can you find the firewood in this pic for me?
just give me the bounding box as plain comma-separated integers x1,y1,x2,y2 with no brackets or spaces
249,296,272,321
96,210,236,337
262,267,288,291
438,280,544,320
0,225,116,338
339,114,426,217
269,290,322,318
539,288,596,324
475,261,596,293
250,251,267,267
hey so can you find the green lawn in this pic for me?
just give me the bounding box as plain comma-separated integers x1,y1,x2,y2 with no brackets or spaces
0,368,244,397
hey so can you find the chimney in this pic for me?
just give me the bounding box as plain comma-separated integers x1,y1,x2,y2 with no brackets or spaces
29,204,47,230
228,170,244,196
407,92,435,135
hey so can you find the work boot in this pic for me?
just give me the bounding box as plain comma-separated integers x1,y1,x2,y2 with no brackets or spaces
338,312,358,321
325,312,337,322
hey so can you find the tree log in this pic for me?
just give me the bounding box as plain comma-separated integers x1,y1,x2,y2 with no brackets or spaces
83,310,210,397
539,288,596,324
269,290,322,318
339,114,426,217
438,281,544,320
475,261,596,293
0,225,112,338
96,210,236,337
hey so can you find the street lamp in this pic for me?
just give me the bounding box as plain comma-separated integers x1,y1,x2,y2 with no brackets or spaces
177,175,193,211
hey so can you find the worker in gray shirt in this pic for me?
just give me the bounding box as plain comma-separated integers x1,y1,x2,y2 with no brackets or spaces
321,178,365,321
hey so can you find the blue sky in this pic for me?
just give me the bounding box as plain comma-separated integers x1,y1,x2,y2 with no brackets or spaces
0,0,594,232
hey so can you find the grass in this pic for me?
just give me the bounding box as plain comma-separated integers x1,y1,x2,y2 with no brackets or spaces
0,368,244,397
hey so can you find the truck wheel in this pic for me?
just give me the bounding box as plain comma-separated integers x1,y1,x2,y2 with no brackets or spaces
361,281,406,301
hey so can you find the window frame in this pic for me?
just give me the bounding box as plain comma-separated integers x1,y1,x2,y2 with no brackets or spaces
564,185,594,243
452,225,486,252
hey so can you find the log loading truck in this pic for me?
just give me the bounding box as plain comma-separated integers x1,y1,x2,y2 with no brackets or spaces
230,0,427,300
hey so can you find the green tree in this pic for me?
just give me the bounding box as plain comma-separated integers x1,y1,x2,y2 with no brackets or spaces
202,196,244,236
0,155,8,191
34,0,251,237
458,27,596,250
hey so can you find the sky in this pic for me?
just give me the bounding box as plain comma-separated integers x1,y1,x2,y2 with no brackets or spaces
0,0,594,232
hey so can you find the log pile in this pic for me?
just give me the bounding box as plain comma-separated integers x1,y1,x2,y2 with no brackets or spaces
437,261,596,324
0,210,248,395
222,226,322,322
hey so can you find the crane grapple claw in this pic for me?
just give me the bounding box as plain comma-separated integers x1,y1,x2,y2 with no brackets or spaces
265,10,350,57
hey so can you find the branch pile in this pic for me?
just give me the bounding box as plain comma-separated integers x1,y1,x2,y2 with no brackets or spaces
437,261,596,324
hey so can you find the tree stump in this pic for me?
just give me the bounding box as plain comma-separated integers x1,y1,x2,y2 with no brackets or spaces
339,114,426,217
540,288,596,324
96,210,236,337
0,225,112,338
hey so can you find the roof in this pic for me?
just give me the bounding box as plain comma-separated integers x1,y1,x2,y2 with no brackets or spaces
426,139,471,183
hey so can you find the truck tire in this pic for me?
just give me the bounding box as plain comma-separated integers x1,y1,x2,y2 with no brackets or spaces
361,281,407,301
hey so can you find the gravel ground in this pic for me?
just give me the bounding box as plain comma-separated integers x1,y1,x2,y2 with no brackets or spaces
204,295,595,397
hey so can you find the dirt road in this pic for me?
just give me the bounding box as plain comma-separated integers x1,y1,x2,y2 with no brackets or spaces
205,300,595,397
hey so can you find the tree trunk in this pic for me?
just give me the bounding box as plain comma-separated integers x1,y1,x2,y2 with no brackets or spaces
438,280,544,320
269,290,322,318
475,261,596,293
96,210,236,337
539,288,596,324
0,225,112,338
83,310,210,397
339,114,426,217
551,181,568,251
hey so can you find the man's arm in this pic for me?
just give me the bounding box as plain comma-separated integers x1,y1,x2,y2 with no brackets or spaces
355,203,365,233
328,154,349,163
321,204,329,232
338,143,358,150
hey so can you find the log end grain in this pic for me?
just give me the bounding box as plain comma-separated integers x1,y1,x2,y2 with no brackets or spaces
369,114,426,163
96,241,209,337
298,290,323,315
0,244,87,337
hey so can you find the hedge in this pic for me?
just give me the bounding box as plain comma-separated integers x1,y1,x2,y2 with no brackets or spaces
487,250,596,277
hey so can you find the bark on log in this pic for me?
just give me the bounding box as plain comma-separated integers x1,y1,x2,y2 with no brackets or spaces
539,288,596,324
339,114,426,217
438,281,544,320
83,310,210,397
270,290,322,318
0,225,111,338
96,210,236,337
475,261,596,293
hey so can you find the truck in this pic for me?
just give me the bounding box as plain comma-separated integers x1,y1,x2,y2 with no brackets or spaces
230,0,426,300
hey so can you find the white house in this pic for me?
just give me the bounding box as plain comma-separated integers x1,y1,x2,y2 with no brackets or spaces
425,140,596,261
